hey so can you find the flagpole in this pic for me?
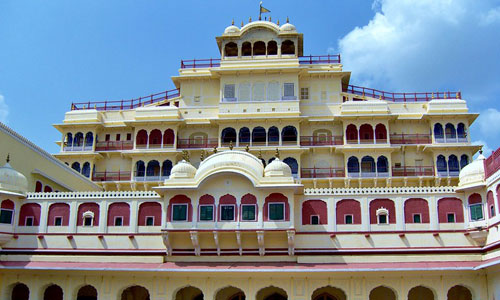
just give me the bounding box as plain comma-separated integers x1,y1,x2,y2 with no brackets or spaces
259,3,262,20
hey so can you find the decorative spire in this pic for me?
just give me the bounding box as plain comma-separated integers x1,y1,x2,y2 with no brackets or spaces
258,149,263,159
200,150,205,161
213,146,218,154
232,19,234,25
182,150,190,162
241,21,244,27
229,140,234,150
286,16,289,23
269,16,272,22
275,148,280,159
245,145,250,152
6,153,10,163
249,16,252,22
277,19,280,25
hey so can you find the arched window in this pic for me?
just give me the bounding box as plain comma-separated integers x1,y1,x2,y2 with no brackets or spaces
164,129,175,146
487,191,496,218
224,42,238,57
19,203,41,226
264,193,289,221
44,185,52,193
82,162,91,178
281,40,295,55
35,181,43,192
312,286,347,300
336,199,361,225
242,42,252,56
436,155,447,175
74,132,84,147
359,124,374,143
241,193,258,221
77,202,99,226
448,155,459,175
369,286,396,300
121,286,150,300
0,199,14,224
347,157,360,175
302,200,327,225
407,286,434,300
370,199,396,224
361,156,375,175
65,133,73,147
253,41,266,55
219,194,237,221
149,129,162,148
267,41,278,55
239,127,250,145
136,129,148,147
256,286,287,300
221,127,237,145
281,126,297,144
447,285,472,300
11,283,30,300
346,124,358,143
199,194,215,221
376,156,388,174
84,132,93,148
404,198,430,224
168,195,193,222
77,285,98,300
437,197,464,223
457,123,467,139
162,160,173,178
71,162,81,173
468,193,484,221
135,160,145,177
283,157,298,176
434,123,444,140
146,160,160,178
44,284,63,300
107,202,130,226
460,154,469,169
138,202,162,226
375,124,387,142
48,203,70,226
252,127,267,145
217,287,245,300
268,126,279,145
445,123,456,139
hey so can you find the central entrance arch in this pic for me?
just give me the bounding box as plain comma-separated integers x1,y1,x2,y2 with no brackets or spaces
215,286,245,300
256,286,287,300
175,286,204,300
312,286,346,300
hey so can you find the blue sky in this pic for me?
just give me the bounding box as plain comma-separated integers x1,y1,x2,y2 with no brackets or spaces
1,0,499,155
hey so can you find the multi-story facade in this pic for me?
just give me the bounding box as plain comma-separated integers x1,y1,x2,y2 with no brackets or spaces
1,20,499,300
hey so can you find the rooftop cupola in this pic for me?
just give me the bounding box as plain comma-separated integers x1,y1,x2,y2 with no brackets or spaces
0,154,28,196
456,150,486,191
216,17,303,59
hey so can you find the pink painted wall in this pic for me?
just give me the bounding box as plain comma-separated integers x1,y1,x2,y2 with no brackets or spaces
19,203,41,226
138,202,162,226
1,199,14,210
302,200,327,225
107,202,130,226
167,195,192,222
404,198,430,223
263,193,289,221
77,202,100,226
468,193,482,205
369,198,396,224
487,191,496,218
47,203,70,226
438,197,464,223
336,199,361,224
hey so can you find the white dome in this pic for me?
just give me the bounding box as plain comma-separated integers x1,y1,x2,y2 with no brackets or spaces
264,158,292,177
458,153,486,190
224,25,240,34
0,161,28,195
280,23,296,32
170,160,197,179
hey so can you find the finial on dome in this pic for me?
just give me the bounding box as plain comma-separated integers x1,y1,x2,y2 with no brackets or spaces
182,150,190,162
245,145,250,152
249,17,252,22
286,16,289,23
269,16,272,22
232,19,234,25
258,149,263,159
277,19,279,25
229,141,234,150
241,21,244,27
479,148,483,155
200,150,205,161
213,146,218,154
6,153,10,163
275,148,280,159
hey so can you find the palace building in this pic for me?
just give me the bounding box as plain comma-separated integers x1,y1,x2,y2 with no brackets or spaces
1,19,500,300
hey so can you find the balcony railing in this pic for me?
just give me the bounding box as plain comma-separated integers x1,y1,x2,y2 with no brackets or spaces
136,143,175,150
346,138,388,145
177,138,218,149
437,170,460,177
485,147,500,179
343,85,461,102
347,171,390,178
220,96,298,102
95,141,133,151
392,166,434,177
299,54,341,64
434,136,468,143
71,88,180,111
133,174,169,182
390,134,432,145
300,136,343,146
63,144,93,152
301,168,345,178
92,171,131,182
181,58,221,69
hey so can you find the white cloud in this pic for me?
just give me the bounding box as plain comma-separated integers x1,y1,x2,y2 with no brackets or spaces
338,0,500,101
470,108,500,155
0,95,8,124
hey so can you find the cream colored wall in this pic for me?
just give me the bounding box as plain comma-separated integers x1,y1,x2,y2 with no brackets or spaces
0,125,99,192
299,76,343,104
180,79,220,107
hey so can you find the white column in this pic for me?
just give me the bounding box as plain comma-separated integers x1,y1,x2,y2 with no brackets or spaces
373,128,376,144
395,197,404,231
146,130,150,149
258,199,264,228
357,126,360,144
39,201,49,233
99,200,108,233
161,198,167,229
289,194,295,228
130,199,139,233
463,195,470,228
361,197,369,231
69,201,78,232
329,198,337,232
429,196,439,230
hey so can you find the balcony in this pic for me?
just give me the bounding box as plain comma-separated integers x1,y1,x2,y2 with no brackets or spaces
346,138,388,145
347,171,390,178
301,167,345,178
177,138,218,149
298,54,341,64
92,171,131,182
485,147,500,179
95,141,133,151
343,85,461,102
435,135,468,144
437,170,460,177
136,143,175,150
390,134,431,145
133,174,169,182
300,136,343,146
392,166,434,177
63,143,93,152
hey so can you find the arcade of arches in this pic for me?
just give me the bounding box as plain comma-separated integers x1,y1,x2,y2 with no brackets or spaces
7,282,475,300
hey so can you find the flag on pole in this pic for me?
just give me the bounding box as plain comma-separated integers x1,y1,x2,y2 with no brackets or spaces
259,2,270,20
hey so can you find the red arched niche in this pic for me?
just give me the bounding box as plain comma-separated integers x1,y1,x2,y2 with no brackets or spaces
19,203,41,226
369,198,396,224
263,193,289,221
167,195,192,222
302,200,327,225
47,203,70,226
404,198,430,223
336,199,361,224
138,202,162,226
77,202,100,226
107,202,130,226
437,197,464,223
219,194,237,221
487,191,496,218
